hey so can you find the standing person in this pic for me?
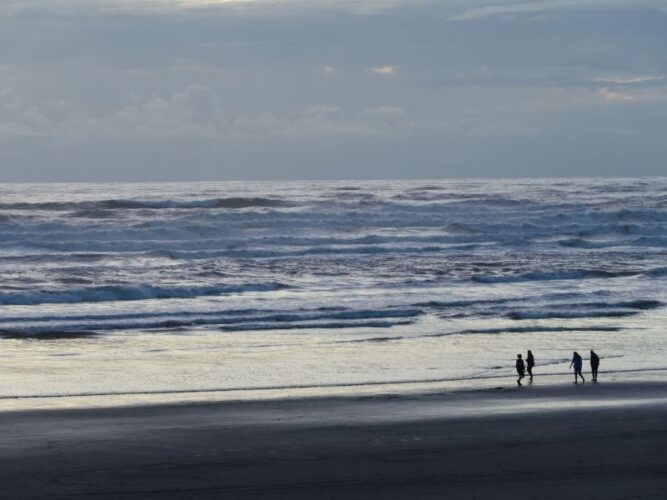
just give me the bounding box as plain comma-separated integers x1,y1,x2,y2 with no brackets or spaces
526,350,535,382
590,350,600,382
569,352,585,384
516,354,526,386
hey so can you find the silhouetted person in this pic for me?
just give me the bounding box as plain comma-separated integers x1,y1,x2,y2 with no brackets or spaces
570,352,585,384
516,354,526,386
526,350,535,382
590,350,600,382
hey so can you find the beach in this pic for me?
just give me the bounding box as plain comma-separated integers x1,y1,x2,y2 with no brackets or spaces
0,381,665,499
2,0,666,494
0,180,665,498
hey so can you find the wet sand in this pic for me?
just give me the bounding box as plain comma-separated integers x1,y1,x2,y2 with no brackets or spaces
0,381,665,499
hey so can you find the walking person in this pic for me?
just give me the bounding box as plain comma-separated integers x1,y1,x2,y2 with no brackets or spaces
516,354,526,386
570,351,585,384
590,350,600,382
526,350,535,382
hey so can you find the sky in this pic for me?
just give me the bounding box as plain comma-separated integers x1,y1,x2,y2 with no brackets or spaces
0,0,666,181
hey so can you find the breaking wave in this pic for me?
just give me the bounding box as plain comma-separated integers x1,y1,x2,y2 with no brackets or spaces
472,269,640,284
0,197,293,212
0,282,290,306
0,307,421,335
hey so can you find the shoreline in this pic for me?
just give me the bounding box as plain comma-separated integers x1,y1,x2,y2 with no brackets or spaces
0,367,664,412
3,379,666,422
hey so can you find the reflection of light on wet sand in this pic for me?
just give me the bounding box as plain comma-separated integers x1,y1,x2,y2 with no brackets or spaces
1,374,665,414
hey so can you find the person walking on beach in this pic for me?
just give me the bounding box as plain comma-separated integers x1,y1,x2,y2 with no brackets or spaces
590,350,600,382
570,352,585,384
516,354,526,386
526,350,535,382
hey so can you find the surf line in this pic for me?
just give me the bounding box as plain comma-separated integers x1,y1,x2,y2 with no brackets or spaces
1,368,666,400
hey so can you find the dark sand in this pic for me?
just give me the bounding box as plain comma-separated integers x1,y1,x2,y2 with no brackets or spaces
0,382,665,499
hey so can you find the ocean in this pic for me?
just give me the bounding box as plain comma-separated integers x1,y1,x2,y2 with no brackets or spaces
0,179,665,403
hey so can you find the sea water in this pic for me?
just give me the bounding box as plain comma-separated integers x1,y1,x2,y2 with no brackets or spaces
0,179,665,402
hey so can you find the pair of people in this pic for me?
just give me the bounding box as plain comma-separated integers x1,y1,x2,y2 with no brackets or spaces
515,350,534,386
570,350,600,384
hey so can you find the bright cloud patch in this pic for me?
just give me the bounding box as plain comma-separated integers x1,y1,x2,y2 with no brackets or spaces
591,75,665,85
371,66,397,75
599,87,667,103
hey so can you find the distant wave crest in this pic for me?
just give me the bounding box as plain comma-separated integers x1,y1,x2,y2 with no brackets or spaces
0,282,290,306
0,197,293,212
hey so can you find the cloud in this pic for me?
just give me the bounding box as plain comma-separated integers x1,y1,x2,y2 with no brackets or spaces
447,0,667,21
0,86,451,142
592,73,667,103
0,89,55,139
344,0,424,15
371,66,397,75
0,86,224,140
599,86,667,103
598,88,636,102
176,0,258,5
591,75,665,85
234,105,411,137
449,1,578,21
1,85,537,144
0,0,433,16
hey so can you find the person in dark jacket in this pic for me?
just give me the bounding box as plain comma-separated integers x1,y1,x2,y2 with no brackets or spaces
516,354,526,386
526,350,535,382
590,350,600,382
569,352,585,384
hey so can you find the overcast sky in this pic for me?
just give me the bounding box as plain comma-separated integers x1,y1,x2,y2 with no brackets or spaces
1,0,666,181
